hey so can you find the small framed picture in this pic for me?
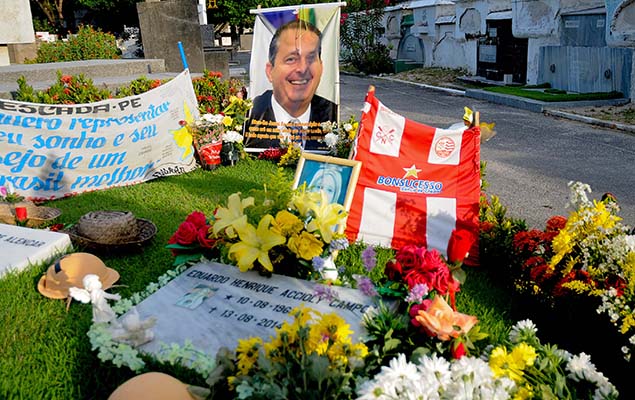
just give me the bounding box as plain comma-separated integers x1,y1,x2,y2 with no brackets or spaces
292,153,362,211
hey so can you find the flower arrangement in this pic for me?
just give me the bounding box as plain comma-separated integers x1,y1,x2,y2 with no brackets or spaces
166,211,216,266
321,115,359,159
510,182,632,301
182,113,226,146
355,234,486,367
357,319,618,399
210,305,368,398
167,170,348,280
0,184,24,204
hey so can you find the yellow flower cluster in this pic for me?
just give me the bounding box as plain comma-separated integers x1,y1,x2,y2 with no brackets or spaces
550,200,621,271
232,306,367,383
212,188,347,273
489,342,537,383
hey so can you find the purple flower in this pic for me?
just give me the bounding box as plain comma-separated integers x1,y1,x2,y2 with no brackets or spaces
312,256,325,272
361,246,377,272
354,275,377,297
405,283,430,304
314,284,339,301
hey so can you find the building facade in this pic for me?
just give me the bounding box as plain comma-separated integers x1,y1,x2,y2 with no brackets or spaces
379,0,635,100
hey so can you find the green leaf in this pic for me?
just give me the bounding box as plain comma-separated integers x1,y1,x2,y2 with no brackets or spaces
165,243,199,250
383,338,401,352
173,253,203,266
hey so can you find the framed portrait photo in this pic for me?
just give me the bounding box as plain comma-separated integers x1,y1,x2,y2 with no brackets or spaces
292,153,362,212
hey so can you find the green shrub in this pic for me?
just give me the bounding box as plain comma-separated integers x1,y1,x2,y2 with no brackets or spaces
15,71,112,104
341,1,394,75
30,25,121,63
191,70,246,114
116,76,167,97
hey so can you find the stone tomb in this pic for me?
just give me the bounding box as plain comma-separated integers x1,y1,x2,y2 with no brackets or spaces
133,261,378,359
0,223,72,278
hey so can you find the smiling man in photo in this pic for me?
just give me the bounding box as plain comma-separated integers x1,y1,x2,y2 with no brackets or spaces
246,20,338,150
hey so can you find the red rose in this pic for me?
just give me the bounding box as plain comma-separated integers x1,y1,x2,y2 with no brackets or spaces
384,259,403,281
447,229,476,264
197,225,215,248
395,245,426,271
430,266,459,296
171,221,198,245
186,211,208,229
451,341,466,359
546,215,567,232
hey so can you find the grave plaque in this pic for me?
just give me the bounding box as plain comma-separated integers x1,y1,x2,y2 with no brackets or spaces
0,223,72,278
133,261,380,359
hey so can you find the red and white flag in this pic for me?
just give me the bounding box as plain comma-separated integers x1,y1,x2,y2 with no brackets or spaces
345,88,481,257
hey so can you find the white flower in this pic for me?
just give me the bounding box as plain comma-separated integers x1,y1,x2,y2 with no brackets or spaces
343,123,353,132
222,130,243,143
201,113,224,124
509,319,537,343
324,132,339,148
567,352,596,381
320,121,334,133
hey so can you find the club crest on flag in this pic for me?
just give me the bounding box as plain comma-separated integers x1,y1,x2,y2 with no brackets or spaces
370,105,404,157
434,137,456,158
428,128,464,165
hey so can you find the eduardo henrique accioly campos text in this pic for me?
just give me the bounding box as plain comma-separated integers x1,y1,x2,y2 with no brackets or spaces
0,98,171,198
186,268,371,315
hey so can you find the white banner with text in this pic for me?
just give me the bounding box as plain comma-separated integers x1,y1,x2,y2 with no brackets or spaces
0,70,199,200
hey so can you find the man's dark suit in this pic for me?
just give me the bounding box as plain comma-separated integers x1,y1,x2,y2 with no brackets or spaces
245,90,338,150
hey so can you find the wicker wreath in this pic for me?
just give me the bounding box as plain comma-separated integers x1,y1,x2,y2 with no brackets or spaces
77,211,140,244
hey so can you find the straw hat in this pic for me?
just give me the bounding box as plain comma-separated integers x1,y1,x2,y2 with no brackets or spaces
108,372,201,400
37,252,120,299
64,211,157,250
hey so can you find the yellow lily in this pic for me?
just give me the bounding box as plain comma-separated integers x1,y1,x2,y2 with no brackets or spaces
213,193,255,237
171,102,195,159
305,191,347,243
290,186,322,217
228,214,286,272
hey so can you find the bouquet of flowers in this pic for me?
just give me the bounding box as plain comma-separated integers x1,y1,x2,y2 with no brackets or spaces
0,183,25,204
357,319,618,399
321,115,359,159
184,113,227,147
210,305,368,399
166,211,217,265
511,181,635,361
357,232,485,366
167,171,349,280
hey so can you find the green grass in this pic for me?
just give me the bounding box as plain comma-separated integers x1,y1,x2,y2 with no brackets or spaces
1,159,512,399
484,86,624,102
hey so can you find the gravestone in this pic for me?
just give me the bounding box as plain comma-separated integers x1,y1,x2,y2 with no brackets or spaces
131,261,380,360
137,0,206,73
0,223,72,278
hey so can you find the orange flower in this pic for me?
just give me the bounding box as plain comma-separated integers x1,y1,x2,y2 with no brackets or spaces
414,295,478,341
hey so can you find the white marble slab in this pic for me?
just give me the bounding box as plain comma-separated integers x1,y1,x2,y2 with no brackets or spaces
133,261,381,360
0,223,72,278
